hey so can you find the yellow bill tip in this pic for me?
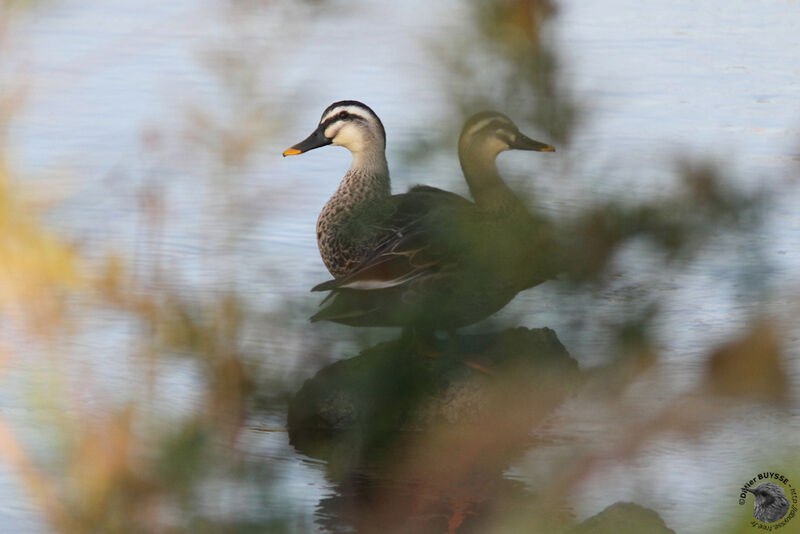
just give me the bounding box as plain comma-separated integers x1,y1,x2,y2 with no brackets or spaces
541,145,556,152
283,147,302,157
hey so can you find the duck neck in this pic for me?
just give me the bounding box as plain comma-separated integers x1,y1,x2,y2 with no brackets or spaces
335,149,391,205
459,148,522,213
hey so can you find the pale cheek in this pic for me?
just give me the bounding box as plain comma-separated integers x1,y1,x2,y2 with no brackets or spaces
331,125,364,151
485,138,509,154
471,139,509,161
324,124,339,139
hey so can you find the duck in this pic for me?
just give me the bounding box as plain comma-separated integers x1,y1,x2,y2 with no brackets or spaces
309,111,557,333
283,100,395,278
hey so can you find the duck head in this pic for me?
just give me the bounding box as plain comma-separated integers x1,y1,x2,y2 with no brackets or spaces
458,111,554,162
458,111,554,205
283,100,386,158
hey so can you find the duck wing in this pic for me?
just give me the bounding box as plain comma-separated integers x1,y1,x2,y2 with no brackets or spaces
310,186,481,327
311,185,474,294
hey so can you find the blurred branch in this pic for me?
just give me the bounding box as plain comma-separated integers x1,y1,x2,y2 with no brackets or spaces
412,0,578,168
557,159,762,283
0,418,77,532
0,158,82,333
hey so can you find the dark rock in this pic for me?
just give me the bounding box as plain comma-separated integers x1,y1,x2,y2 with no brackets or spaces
571,502,675,534
287,327,579,460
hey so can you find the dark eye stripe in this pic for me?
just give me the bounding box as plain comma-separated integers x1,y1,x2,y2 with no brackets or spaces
498,133,514,145
320,113,367,131
486,119,514,133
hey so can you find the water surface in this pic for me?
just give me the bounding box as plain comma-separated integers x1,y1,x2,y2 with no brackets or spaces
1,0,799,532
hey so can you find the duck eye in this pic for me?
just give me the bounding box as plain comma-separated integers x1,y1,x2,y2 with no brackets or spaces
338,111,348,120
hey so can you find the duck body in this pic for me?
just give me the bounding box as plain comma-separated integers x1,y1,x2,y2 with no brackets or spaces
311,183,553,330
284,100,395,278
315,164,393,278
311,111,556,331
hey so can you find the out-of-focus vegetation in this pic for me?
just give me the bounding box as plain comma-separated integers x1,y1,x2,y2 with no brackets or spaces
0,0,796,533
0,2,307,532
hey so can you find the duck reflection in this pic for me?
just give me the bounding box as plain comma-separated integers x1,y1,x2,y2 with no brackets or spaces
288,328,579,532
314,467,568,533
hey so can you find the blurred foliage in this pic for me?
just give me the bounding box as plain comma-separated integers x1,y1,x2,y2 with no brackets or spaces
0,2,302,532
0,0,795,533
408,0,578,166
471,0,575,143
558,160,761,284
0,159,81,332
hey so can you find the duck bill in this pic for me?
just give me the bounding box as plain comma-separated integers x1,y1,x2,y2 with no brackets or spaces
283,126,332,156
511,133,555,152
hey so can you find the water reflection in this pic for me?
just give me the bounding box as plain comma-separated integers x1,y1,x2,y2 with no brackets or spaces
288,328,579,532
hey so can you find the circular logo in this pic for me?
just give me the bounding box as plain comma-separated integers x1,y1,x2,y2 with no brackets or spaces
738,471,797,529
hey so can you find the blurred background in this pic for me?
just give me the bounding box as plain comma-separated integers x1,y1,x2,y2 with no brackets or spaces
0,0,798,532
